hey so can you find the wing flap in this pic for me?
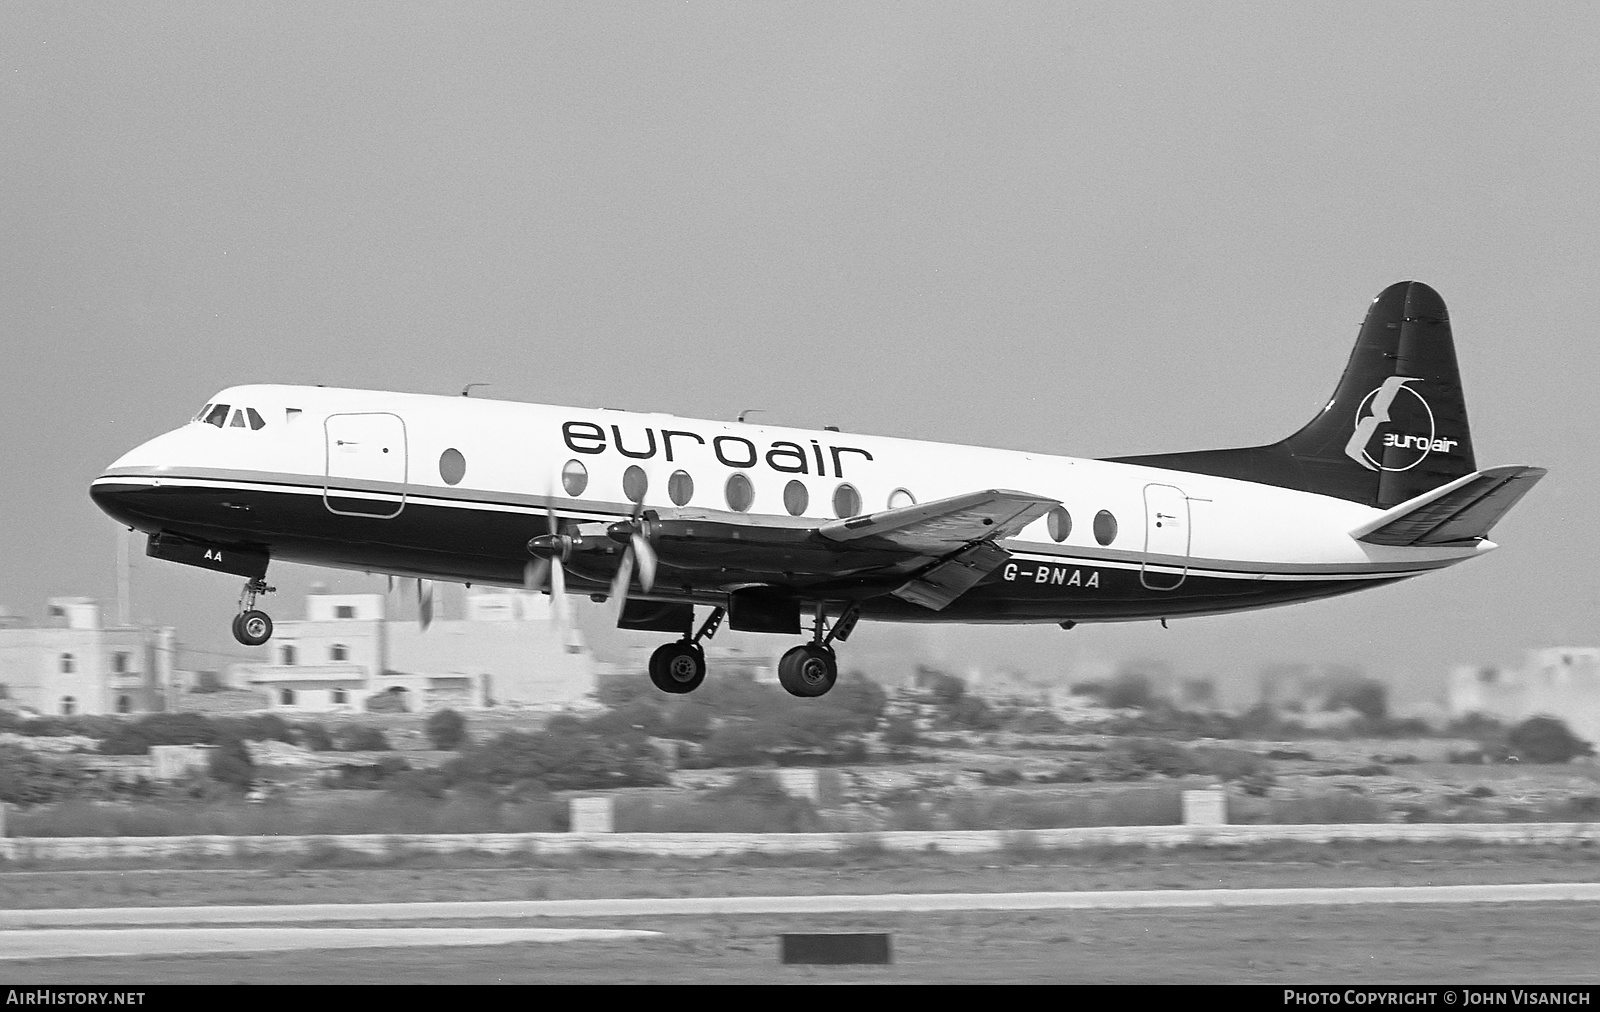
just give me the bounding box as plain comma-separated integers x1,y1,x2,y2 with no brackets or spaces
817,489,1060,553
1351,465,1546,546
891,541,1012,611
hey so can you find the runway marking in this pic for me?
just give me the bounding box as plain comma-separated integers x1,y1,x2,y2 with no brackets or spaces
7,882,1600,929
0,927,662,961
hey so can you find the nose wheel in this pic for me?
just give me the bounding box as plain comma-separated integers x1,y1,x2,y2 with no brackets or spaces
231,578,275,646
232,610,274,646
648,641,706,694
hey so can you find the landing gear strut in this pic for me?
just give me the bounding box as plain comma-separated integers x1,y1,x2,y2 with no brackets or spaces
777,602,859,698
232,578,275,647
646,607,724,694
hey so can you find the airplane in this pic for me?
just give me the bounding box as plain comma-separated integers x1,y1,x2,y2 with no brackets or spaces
90,281,1544,698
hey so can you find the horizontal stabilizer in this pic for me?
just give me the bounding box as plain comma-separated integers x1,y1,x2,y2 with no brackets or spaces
817,489,1059,553
1351,465,1546,546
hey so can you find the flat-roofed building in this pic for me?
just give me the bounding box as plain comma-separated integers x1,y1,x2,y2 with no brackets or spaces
0,597,177,715
235,588,595,712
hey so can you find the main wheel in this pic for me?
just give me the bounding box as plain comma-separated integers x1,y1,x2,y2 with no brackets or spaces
234,609,274,646
778,643,837,697
648,641,706,694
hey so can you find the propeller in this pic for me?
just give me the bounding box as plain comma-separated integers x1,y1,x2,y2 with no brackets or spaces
416,578,435,631
605,501,658,623
524,490,572,634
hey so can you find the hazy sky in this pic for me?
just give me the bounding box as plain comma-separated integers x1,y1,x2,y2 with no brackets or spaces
3,3,1595,701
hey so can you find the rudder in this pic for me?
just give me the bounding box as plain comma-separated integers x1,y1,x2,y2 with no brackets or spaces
1107,281,1478,509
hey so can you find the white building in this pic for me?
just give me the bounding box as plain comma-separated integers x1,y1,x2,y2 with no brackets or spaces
233,588,596,713
1448,648,1600,746
0,598,178,716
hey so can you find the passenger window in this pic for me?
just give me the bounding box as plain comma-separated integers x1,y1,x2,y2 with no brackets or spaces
1047,507,1072,543
439,448,466,486
229,409,247,428
1094,510,1118,546
203,404,230,427
726,473,754,512
888,488,916,510
562,459,588,497
668,470,694,506
783,479,809,516
623,465,648,504
246,408,266,430
833,483,861,519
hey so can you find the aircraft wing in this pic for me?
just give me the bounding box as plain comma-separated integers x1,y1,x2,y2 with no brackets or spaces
815,489,1060,611
816,488,1060,554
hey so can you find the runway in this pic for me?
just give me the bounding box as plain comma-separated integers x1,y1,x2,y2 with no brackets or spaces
5,882,1600,961
0,927,660,961
6,880,1600,930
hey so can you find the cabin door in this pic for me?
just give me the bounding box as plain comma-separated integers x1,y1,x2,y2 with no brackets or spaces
1141,483,1190,591
324,412,408,518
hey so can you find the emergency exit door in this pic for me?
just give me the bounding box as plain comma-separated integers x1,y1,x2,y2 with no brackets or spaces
1141,483,1190,591
324,412,407,518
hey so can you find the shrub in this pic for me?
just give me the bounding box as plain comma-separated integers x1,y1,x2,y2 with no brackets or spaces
207,737,255,790
1263,790,1388,824
218,713,295,744
295,722,334,752
882,716,919,746
97,712,219,755
1505,716,1596,764
425,709,468,750
1012,709,1066,734
946,695,1001,730
337,726,391,752
447,724,670,790
0,742,90,805
1102,672,1156,710
387,768,451,799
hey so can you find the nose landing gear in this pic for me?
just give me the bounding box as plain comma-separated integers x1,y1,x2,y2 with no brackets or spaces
232,578,276,646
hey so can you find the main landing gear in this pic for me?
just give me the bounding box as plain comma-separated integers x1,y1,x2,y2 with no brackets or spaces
644,601,861,698
647,607,722,694
231,578,275,647
776,603,860,699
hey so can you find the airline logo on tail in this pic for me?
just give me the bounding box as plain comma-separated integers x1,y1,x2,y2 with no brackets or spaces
1345,376,1456,472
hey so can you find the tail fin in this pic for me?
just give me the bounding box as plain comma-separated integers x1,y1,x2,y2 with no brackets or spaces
1108,281,1479,508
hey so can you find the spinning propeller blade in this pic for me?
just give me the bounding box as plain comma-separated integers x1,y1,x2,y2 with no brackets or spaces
417,579,434,631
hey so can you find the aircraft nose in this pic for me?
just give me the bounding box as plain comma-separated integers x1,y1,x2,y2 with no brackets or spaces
89,476,155,531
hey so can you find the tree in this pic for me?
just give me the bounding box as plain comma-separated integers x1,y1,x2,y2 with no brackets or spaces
1323,677,1388,721
1506,717,1595,764
207,737,255,790
1103,672,1155,710
425,709,468,750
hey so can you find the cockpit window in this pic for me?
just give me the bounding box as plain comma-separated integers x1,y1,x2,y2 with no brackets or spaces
194,403,214,422
246,408,266,430
229,409,247,428
202,404,231,427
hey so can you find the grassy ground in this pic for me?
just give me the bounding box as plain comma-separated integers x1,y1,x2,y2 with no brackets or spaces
3,841,1600,909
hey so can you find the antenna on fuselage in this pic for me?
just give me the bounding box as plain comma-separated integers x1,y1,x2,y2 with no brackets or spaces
461,383,490,397
737,408,765,423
